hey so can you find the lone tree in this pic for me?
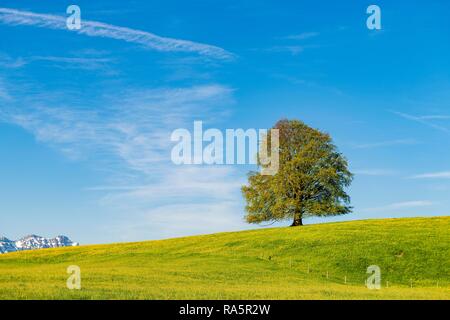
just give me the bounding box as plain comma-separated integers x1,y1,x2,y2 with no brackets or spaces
242,119,353,227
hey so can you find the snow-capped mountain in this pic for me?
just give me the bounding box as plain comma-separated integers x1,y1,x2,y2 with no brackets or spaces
0,235,78,254
0,237,17,254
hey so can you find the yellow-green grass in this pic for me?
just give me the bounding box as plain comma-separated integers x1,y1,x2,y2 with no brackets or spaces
0,216,449,300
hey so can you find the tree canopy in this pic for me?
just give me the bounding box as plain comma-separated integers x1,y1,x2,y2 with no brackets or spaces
242,119,353,226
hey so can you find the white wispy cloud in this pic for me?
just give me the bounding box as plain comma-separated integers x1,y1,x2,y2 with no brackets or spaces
353,169,397,176
362,201,435,212
0,51,115,71
2,84,233,170
0,79,246,241
392,111,450,133
283,32,320,40
264,43,322,56
417,115,450,120
267,45,305,55
0,7,233,60
30,56,115,71
0,78,12,100
97,166,244,211
0,53,26,68
410,171,450,179
352,139,418,149
113,201,247,241
0,8,238,242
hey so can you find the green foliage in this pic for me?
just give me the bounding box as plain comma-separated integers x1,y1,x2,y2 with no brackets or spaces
242,119,353,225
0,217,448,299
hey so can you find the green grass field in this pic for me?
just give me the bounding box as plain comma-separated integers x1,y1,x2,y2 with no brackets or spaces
0,216,449,300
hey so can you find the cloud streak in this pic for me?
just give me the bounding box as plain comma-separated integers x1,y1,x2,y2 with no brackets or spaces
0,53,26,68
283,32,320,40
353,169,397,176
392,111,450,134
352,139,417,149
410,171,450,179
362,201,435,212
0,7,233,60
0,78,11,100
29,56,114,70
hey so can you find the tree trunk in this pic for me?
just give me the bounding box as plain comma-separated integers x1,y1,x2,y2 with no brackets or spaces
291,216,303,227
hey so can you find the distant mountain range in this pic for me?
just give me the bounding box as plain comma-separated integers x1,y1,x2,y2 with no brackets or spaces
0,235,78,254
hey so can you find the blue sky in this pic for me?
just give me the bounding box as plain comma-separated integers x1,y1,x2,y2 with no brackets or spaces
0,1,449,244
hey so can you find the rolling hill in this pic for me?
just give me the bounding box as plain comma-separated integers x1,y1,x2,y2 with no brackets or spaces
0,216,448,299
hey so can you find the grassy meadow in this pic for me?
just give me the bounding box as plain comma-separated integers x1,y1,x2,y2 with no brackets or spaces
0,216,448,300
